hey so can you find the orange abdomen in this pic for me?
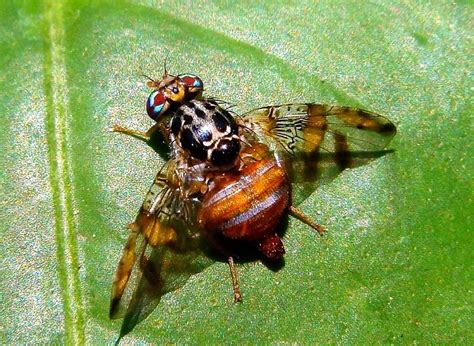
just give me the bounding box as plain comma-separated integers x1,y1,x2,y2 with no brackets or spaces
198,158,290,241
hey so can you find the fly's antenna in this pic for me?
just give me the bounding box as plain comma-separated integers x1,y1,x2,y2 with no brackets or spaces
141,71,158,89
138,64,157,84
163,52,171,77
142,73,156,83
162,52,176,78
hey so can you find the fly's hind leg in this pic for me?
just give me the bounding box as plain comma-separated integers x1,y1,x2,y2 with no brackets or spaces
202,231,243,303
288,205,326,235
111,122,166,143
227,256,242,303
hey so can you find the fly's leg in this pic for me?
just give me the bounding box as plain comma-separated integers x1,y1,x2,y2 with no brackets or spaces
227,256,242,303
111,122,166,143
288,205,326,235
111,125,150,142
202,230,243,303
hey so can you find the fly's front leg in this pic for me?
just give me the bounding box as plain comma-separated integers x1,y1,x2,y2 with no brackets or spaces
111,125,150,142
111,122,166,143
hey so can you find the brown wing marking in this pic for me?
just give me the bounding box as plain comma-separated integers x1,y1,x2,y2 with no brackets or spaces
333,132,351,169
135,208,178,247
109,170,212,339
109,209,178,320
240,103,396,157
300,105,327,153
110,227,141,319
239,103,396,204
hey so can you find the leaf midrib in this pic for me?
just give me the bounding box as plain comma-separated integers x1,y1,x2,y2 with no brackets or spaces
43,1,85,343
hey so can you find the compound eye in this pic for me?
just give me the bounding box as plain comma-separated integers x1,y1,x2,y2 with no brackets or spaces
178,74,203,94
146,90,168,120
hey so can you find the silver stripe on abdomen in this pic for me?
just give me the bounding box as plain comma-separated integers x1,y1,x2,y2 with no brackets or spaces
205,160,277,207
220,184,289,230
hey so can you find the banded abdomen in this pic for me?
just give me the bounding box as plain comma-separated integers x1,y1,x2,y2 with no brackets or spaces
197,157,290,260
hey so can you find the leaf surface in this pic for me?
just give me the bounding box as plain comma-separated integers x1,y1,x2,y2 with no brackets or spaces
1,0,472,343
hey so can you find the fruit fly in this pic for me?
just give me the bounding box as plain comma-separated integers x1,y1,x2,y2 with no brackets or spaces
109,70,396,338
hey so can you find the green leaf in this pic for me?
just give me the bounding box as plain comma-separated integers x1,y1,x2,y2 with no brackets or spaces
2,0,472,343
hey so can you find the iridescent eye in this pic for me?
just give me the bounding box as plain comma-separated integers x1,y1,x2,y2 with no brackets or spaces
146,90,167,120
178,74,203,93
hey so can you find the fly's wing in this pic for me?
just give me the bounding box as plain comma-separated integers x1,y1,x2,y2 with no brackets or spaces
239,104,396,204
110,171,213,339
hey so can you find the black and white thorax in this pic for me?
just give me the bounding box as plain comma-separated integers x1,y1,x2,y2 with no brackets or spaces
168,99,242,169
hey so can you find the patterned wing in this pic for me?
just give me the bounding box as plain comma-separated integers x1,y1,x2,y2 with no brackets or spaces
239,104,396,203
110,169,212,339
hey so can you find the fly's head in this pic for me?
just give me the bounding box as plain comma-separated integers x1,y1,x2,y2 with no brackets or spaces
146,73,203,121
